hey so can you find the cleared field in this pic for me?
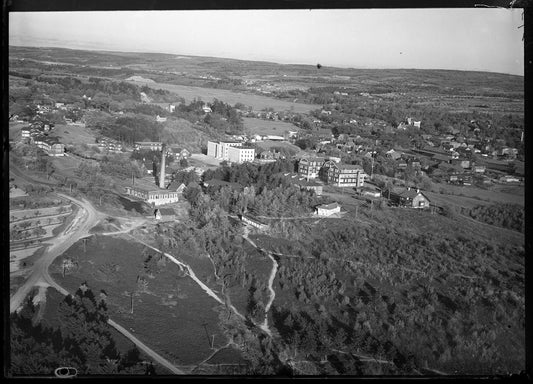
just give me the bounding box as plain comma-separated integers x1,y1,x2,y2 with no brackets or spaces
50,154,91,179
53,123,98,145
129,80,317,113
429,182,524,207
243,117,298,136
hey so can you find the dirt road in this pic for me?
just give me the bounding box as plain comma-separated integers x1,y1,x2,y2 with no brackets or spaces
10,193,101,313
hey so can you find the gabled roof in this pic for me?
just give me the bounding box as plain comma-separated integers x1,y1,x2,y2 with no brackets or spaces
388,187,430,201
167,181,186,191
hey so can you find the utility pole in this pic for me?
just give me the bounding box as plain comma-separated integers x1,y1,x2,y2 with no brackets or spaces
202,322,211,348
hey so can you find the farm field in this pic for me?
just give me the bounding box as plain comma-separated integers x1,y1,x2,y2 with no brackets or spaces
50,235,244,369
242,117,298,136
129,79,317,113
430,182,524,206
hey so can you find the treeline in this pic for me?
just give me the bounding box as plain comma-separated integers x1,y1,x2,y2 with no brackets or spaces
203,159,296,189
92,115,163,144
10,284,147,375
465,203,524,232
170,98,244,134
185,160,320,217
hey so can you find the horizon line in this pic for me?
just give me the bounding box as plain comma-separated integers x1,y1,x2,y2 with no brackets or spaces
9,43,525,78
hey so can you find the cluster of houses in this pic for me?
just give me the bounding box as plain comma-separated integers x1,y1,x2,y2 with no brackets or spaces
134,141,191,160
297,157,367,188
21,122,65,157
95,137,123,153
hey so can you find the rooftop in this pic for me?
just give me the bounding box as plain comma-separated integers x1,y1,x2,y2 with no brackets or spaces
129,177,166,192
317,202,340,210
157,208,176,216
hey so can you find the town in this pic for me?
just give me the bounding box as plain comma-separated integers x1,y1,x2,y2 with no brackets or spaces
8,39,524,378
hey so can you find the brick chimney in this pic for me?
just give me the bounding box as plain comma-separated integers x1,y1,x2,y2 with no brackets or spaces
159,144,166,188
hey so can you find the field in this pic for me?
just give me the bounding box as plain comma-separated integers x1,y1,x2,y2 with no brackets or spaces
52,124,98,145
129,79,317,113
9,122,24,141
49,234,245,369
243,117,298,136
428,182,524,207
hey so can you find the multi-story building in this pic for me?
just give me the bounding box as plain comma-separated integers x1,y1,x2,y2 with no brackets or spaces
124,175,186,206
321,161,366,187
31,135,65,156
298,157,325,180
135,142,163,152
227,146,255,163
207,140,242,160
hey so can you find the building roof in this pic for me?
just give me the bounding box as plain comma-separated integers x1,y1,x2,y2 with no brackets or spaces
337,163,364,170
157,208,176,216
316,202,340,210
300,157,325,163
389,187,430,201
167,181,186,191
241,214,268,226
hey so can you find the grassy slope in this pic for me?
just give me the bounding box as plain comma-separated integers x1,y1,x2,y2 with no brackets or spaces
48,235,238,367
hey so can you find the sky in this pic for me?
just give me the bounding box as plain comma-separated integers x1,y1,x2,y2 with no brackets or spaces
9,9,524,75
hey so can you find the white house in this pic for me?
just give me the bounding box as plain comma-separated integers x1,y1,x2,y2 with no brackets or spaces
315,202,341,216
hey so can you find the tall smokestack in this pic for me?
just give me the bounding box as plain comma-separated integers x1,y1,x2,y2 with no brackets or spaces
159,144,166,188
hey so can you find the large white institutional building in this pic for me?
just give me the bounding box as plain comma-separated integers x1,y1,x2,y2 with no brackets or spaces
207,140,255,163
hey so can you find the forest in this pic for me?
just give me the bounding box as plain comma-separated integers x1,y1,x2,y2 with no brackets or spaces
156,161,525,374
463,203,524,232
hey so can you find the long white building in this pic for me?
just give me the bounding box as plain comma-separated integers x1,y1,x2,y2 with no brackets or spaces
207,140,242,160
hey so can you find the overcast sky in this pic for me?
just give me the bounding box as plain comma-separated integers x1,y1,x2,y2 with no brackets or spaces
9,9,524,75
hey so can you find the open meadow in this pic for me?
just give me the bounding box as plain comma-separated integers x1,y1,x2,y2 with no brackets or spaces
243,117,298,136
128,78,317,113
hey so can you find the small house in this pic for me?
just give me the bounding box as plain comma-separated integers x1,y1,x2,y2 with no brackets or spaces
384,187,430,209
315,202,341,216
